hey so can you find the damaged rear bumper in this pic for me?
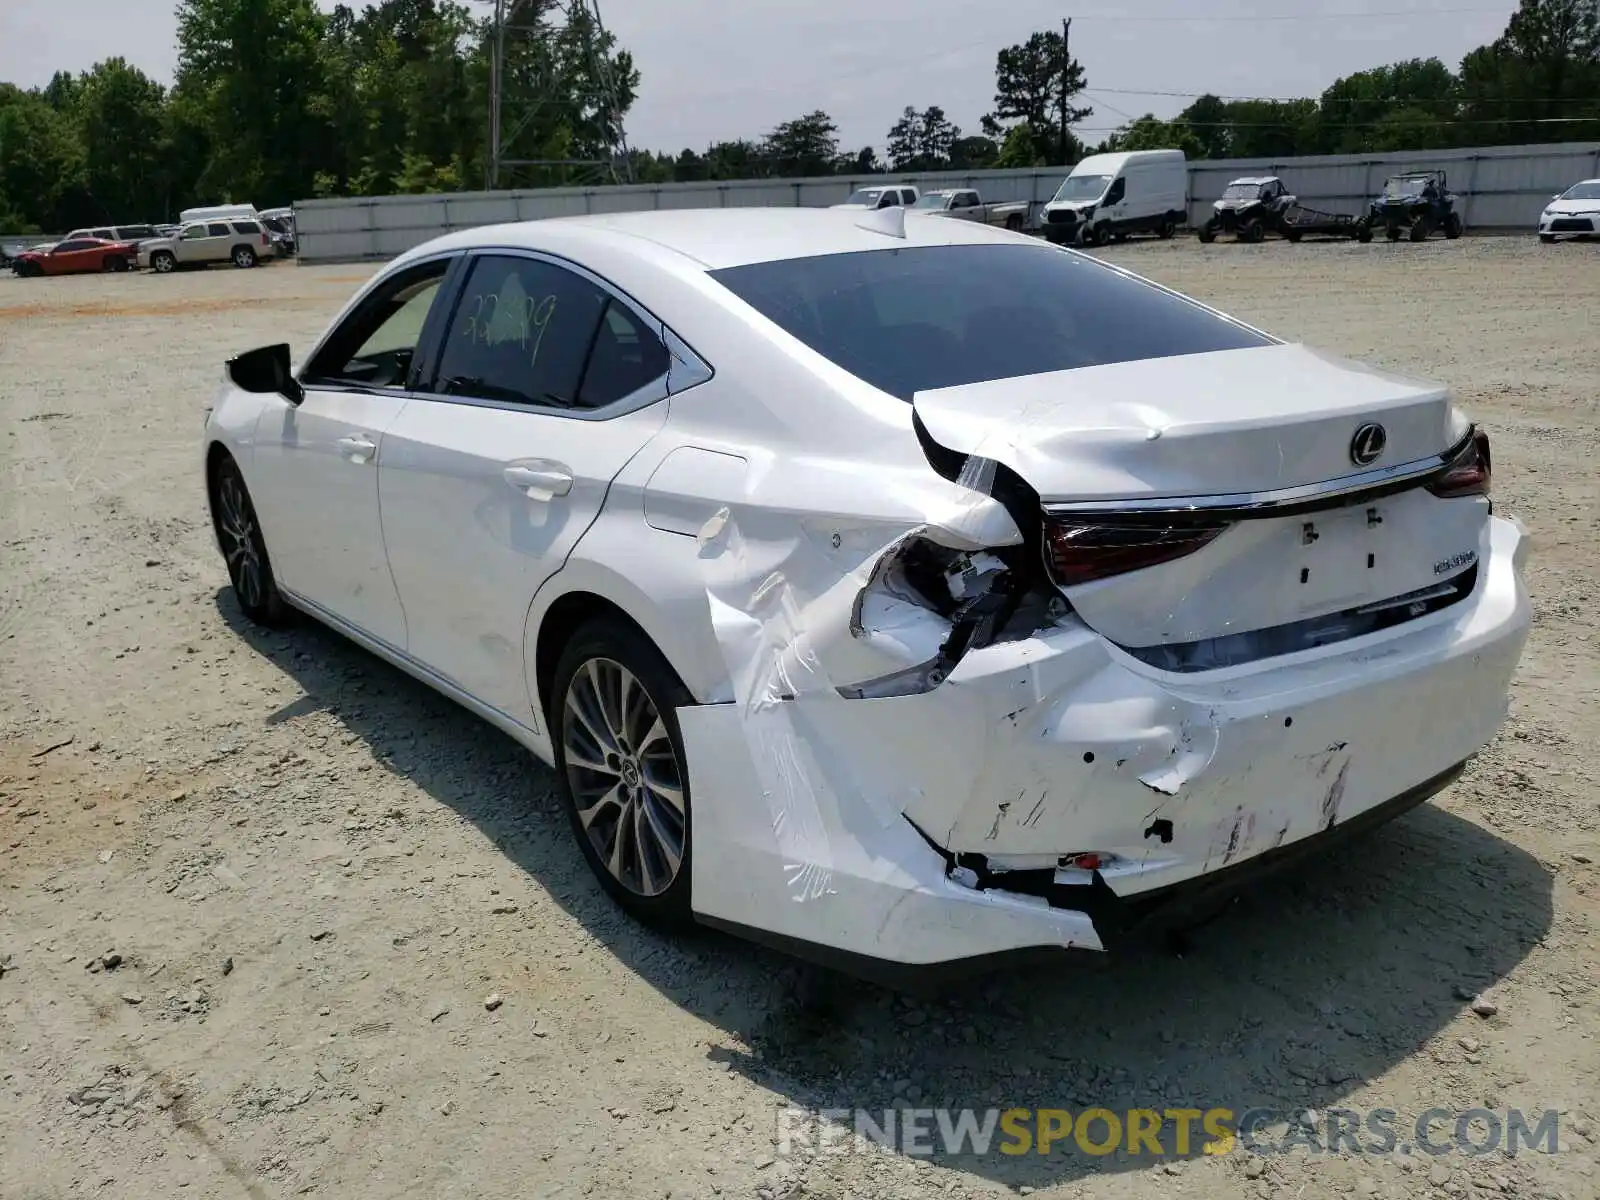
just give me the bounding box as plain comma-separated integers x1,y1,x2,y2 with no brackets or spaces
683,512,1529,972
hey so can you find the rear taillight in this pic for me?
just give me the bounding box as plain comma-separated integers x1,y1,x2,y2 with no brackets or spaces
1427,428,1491,499
1042,517,1228,587
261,232,269,246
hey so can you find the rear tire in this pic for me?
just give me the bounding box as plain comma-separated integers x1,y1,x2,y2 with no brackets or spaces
151,251,176,274
1197,220,1216,244
1357,222,1374,243
1004,213,1024,232
1444,212,1463,239
232,246,258,268
551,618,695,931
209,454,289,627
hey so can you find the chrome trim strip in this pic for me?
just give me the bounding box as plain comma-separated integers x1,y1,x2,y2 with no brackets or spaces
1042,432,1471,520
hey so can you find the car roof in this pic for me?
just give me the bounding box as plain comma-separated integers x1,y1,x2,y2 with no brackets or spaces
1227,176,1278,186
402,206,1029,271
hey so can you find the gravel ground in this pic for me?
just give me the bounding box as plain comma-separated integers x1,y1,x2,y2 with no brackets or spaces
2,238,1597,1200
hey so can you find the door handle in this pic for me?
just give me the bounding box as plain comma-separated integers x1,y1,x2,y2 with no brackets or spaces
336,434,377,464
502,462,573,500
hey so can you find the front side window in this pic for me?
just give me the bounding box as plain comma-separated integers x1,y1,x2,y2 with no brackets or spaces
709,244,1272,402
1104,178,1126,204
843,189,883,207
305,259,451,389
55,240,91,253
911,195,945,210
433,255,609,408
181,226,207,240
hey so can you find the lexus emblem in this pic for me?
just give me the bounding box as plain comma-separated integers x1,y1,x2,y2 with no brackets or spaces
1350,422,1387,467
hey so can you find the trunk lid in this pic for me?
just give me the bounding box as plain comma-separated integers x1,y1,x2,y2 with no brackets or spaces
911,343,1464,503
912,343,1483,654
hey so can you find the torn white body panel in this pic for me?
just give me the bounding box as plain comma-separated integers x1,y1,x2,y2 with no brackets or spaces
684,512,1529,962
681,703,1104,961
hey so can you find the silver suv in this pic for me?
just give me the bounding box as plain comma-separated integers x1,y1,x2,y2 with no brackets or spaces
138,220,277,273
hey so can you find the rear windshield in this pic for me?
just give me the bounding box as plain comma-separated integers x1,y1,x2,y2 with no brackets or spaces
708,244,1272,401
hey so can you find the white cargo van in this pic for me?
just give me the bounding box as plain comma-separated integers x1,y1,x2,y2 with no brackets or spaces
1040,150,1188,246
179,203,260,224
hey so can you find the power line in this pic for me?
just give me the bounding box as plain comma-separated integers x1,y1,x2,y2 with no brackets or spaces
1070,4,1508,20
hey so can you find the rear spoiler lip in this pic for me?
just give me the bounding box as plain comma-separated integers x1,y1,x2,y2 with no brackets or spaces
1041,428,1475,526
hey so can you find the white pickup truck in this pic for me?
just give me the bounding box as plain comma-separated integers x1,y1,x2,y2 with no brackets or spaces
911,188,1036,231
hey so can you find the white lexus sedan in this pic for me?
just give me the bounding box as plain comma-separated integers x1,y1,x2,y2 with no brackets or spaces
204,207,1530,975
1538,178,1600,242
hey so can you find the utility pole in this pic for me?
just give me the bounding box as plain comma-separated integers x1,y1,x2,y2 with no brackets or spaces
1059,17,1072,166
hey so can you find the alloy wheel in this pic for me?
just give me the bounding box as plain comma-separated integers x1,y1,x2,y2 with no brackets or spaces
217,469,264,610
561,657,686,897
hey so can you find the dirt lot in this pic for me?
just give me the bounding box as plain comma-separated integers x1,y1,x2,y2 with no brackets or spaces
2,238,1597,1200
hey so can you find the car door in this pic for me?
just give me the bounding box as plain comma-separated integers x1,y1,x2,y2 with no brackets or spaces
377,250,673,728
247,255,456,649
45,240,93,275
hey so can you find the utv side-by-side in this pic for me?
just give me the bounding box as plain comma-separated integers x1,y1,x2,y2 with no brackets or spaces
1198,177,1365,243
1197,177,1296,243
1358,170,1464,242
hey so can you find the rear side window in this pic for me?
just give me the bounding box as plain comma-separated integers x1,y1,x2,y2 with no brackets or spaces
232,221,261,234
708,244,1272,401
207,223,230,237
578,301,670,407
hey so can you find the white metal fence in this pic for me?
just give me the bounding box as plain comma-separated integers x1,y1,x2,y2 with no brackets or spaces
280,140,1600,263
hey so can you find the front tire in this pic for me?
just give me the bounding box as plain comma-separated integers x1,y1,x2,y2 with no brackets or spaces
151,251,176,274
1409,215,1430,242
551,619,694,929
1157,216,1176,239
1197,220,1216,244
1241,217,1265,244
209,454,288,626
232,246,258,268
1539,233,1556,244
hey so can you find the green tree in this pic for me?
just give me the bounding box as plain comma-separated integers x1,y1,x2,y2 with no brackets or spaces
75,59,172,220
760,110,839,176
983,29,1091,165
1459,0,1600,142
0,92,86,230
174,0,332,203
885,105,961,170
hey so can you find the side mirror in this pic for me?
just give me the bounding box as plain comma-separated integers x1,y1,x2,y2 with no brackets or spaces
227,343,304,404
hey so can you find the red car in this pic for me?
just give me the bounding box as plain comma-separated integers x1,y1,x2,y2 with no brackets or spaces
11,237,139,277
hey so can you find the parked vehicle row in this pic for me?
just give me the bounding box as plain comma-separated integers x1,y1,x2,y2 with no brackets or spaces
8,205,299,278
